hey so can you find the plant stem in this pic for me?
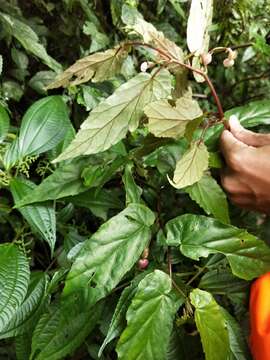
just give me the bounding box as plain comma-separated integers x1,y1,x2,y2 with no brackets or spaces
128,41,228,128
186,265,207,286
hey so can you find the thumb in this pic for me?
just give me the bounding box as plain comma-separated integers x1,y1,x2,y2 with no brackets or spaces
229,115,270,147
220,130,248,158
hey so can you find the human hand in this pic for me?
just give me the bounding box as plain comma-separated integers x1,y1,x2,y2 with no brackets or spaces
220,116,270,213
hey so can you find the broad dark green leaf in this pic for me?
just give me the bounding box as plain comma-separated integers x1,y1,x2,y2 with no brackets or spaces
165,214,270,280
14,158,91,207
4,96,71,169
199,268,247,294
69,188,123,220
185,174,230,224
0,12,61,72
116,270,182,360
63,204,155,305
0,273,47,339
190,288,249,360
16,333,32,360
123,163,142,205
30,300,103,360
11,178,56,255
53,70,172,162
169,142,209,189
0,104,9,143
0,244,30,332
99,272,149,356
205,100,270,149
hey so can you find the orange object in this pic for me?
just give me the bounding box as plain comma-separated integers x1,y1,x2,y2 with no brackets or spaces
250,272,270,359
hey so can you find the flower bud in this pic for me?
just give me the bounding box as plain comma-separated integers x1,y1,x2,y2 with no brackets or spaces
140,62,148,72
223,58,235,68
227,48,238,60
138,258,149,270
201,53,212,66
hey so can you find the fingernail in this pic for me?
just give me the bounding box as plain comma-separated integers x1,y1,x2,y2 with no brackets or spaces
229,115,241,128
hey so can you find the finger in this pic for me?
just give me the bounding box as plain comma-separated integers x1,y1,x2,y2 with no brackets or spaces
229,115,270,147
220,170,251,195
220,130,247,169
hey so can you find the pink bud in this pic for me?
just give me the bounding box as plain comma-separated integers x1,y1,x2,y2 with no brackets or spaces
138,259,149,270
223,58,235,68
201,53,212,66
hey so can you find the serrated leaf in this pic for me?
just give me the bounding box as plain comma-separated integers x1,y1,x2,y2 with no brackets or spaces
190,289,249,360
99,272,149,356
185,174,230,224
116,270,182,360
0,104,9,143
0,12,61,72
0,244,30,332
145,97,202,139
10,178,56,255
131,17,183,63
169,142,209,189
0,273,47,339
123,163,142,205
4,96,71,169
187,0,213,54
53,70,172,162
30,300,103,360
46,46,127,89
63,204,155,305
165,214,270,280
14,157,91,207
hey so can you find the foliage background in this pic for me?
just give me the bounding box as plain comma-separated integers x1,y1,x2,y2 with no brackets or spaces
1,0,270,359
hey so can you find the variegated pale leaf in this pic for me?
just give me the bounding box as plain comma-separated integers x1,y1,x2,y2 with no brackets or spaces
145,97,202,138
187,0,214,54
169,142,209,189
46,46,127,89
187,0,213,82
53,69,172,162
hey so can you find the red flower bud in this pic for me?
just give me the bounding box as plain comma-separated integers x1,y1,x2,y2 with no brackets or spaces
138,258,149,270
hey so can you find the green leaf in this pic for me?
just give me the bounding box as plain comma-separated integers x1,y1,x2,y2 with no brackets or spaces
14,157,91,207
46,46,127,89
30,300,103,360
185,174,230,224
144,97,202,139
0,272,47,339
0,12,61,72
165,214,270,280
199,268,247,295
99,272,149,356
190,288,249,360
16,333,32,360
53,69,172,162
187,0,213,53
123,163,142,205
0,104,9,143
169,142,209,189
0,244,30,332
116,270,182,360
206,100,270,149
10,178,56,255
4,96,71,169
69,188,123,220
63,204,155,305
